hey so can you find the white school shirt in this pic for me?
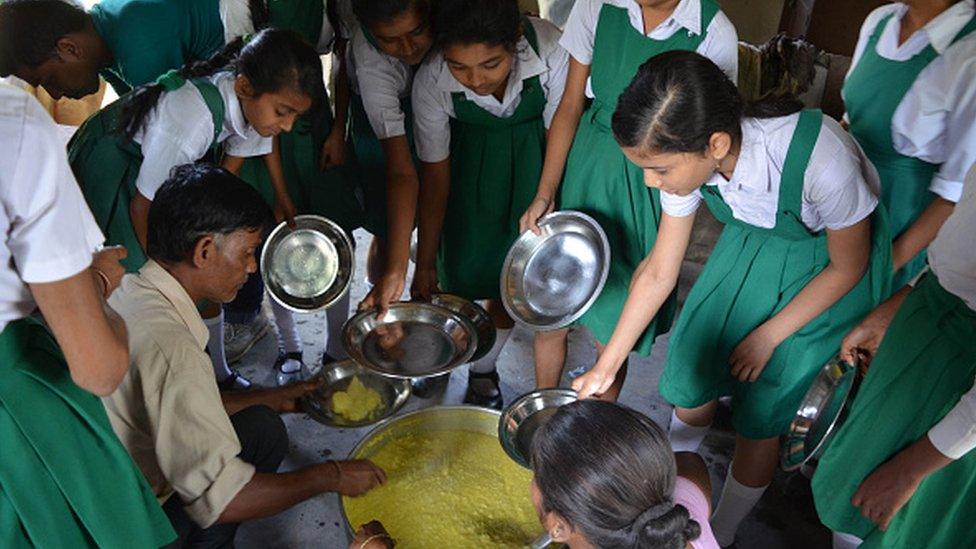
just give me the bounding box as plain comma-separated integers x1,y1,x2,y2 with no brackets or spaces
927,163,976,459
559,0,738,97
0,85,104,332
846,1,976,203
346,28,417,140
133,71,273,200
221,0,336,54
411,17,570,163
661,113,879,233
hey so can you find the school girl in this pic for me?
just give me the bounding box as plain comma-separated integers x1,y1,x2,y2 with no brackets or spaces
411,0,569,408
344,0,435,312
843,0,976,288
0,84,174,548
812,163,976,548
572,52,892,546
67,28,323,388
518,0,737,401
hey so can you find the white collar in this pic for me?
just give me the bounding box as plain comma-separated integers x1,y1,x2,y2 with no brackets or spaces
623,0,702,37
707,118,774,193
213,72,252,139
888,1,975,55
435,35,546,95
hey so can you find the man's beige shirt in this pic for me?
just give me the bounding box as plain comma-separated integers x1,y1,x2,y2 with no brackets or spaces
103,260,255,527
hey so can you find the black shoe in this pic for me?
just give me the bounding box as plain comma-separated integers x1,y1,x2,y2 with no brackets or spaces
219,371,253,391
411,374,450,399
275,351,306,386
464,370,503,410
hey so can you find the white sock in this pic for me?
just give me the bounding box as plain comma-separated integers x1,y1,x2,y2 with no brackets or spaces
469,328,512,394
832,531,862,549
271,300,302,355
711,469,768,547
324,291,351,360
669,409,710,453
204,311,233,381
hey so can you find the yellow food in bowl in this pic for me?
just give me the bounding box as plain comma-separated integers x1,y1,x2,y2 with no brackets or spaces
331,376,384,422
343,430,539,548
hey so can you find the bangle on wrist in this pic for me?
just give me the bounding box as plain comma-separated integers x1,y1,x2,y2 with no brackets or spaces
93,267,110,298
359,533,392,549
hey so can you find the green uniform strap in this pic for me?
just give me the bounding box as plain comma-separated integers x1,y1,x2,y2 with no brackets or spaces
950,14,976,46
700,0,721,33
187,77,226,148
778,109,823,217
522,15,539,54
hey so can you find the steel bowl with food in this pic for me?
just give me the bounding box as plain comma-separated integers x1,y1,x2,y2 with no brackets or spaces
342,406,545,548
261,215,354,312
781,356,859,471
501,211,610,330
499,389,578,468
342,302,478,379
302,360,410,428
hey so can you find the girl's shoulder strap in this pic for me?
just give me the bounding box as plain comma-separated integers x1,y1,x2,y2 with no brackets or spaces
186,77,227,146
699,0,722,31
521,15,540,55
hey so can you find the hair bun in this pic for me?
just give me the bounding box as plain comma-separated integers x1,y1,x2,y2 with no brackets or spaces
636,504,702,549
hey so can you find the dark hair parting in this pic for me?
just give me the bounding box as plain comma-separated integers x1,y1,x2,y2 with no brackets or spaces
612,50,804,154
432,0,521,52
530,400,702,549
117,27,325,139
147,163,272,263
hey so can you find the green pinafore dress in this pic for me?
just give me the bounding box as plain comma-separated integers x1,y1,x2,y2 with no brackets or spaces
559,0,720,354
67,74,226,273
436,20,545,300
347,30,420,238
843,13,976,288
237,0,365,236
0,318,175,548
660,110,892,440
813,271,976,547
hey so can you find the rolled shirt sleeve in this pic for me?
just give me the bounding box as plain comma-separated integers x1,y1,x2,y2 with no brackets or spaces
353,32,411,140
891,35,976,204
558,0,599,65
4,94,103,283
145,343,255,527
661,189,702,218
928,379,976,459
536,18,570,128
411,63,453,164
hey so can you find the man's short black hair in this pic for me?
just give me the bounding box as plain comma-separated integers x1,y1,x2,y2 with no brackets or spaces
0,0,90,76
147,163,273,263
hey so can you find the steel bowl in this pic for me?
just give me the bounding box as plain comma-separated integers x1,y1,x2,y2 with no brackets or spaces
341,406,544,545
430,293,496,362
261,215,354,312
342,302,478,379
501,211,610,330
302,360,411,428
781,356,859,471
499,389,578,468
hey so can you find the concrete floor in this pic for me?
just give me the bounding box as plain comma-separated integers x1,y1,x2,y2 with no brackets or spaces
233,229,831,549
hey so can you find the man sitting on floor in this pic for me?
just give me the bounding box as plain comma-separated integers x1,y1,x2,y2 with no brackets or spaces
103,163,386,547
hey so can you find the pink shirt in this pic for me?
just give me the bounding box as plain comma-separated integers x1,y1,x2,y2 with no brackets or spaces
674,477,719,549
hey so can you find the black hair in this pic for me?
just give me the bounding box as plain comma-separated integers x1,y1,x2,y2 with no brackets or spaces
352,0,429,28
612,50,804,154
432,0,521,52
530,400,701,549
0,0,90,76
118,27,324,139
147,163,272,264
